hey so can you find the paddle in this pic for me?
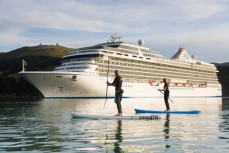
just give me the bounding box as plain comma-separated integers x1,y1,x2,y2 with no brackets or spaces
104,60,110,107
159,90,174,103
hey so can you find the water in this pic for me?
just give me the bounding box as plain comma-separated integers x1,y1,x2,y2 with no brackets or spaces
0,97,228,153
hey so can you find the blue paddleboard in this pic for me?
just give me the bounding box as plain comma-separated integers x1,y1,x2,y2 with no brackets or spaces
135,109,200,114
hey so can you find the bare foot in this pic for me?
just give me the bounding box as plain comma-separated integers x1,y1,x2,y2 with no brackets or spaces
114,113,122,116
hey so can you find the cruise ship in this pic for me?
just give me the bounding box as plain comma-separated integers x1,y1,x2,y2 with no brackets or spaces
18,35,222,98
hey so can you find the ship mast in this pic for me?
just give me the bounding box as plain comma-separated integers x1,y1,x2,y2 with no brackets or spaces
22,59,27,72
110,33,122,42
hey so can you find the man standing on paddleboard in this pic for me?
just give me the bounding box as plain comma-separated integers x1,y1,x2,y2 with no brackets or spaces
107,70,123,116
158,78,170,111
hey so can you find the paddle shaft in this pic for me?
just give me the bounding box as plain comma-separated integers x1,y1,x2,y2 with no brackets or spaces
159,90,174,103
104,60,110,107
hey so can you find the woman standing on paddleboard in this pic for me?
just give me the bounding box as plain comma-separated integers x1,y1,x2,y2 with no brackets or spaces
158,78,170,111
107,70,124,116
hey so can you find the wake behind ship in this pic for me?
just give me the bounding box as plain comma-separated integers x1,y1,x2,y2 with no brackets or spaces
18,35,222,98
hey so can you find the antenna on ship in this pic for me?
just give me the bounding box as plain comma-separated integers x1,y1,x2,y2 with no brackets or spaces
111,32,121,42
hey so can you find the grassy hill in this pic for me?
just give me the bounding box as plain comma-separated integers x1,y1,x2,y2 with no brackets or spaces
214,63,229,96
0,44,72,72
0,44,71,59
0,44,73,97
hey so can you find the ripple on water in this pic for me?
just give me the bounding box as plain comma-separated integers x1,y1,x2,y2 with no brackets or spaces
0,98,228,152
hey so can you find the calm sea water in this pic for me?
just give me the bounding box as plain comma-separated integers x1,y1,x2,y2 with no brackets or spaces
0,97,228,153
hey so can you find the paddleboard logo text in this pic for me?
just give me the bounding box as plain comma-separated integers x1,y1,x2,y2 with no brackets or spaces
139,115,160,120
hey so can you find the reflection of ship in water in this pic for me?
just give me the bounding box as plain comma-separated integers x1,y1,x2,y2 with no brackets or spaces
164,114,171,149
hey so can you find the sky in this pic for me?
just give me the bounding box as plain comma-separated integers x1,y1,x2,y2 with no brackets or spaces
0,0,229,63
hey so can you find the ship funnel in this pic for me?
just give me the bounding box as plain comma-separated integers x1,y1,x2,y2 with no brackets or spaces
171,48,192,61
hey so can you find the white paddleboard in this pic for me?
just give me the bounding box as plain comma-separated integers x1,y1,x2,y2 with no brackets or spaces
71,112,160,120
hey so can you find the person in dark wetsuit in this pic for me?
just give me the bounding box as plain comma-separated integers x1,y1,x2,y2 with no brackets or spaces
158,78,170,111
107,70,123,116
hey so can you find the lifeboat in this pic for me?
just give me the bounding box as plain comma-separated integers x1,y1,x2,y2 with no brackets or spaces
169,82,175,87
176,83,183,87
184,83,190,87
199,84,206,88
193,84,198,88
149,81,159,86
189,83,194,87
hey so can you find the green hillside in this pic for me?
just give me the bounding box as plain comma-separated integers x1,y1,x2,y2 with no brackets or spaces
0,44,71,59
214,63,229,96
0,44,73,97
0,45,72,72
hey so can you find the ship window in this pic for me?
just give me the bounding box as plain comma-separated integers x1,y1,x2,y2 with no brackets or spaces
120,45,138,51
109,44,120,48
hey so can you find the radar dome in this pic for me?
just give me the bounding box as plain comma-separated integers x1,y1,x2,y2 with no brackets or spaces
138,39,144,46
191,55,197,59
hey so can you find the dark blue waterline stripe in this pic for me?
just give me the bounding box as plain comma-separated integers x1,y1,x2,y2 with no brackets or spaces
44,96,221,99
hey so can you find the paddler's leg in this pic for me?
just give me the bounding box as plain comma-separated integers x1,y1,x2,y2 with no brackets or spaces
164,94,170,111
115,102,122,116
115,92,122,116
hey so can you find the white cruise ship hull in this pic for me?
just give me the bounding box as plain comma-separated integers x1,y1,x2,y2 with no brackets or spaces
19,71,222,98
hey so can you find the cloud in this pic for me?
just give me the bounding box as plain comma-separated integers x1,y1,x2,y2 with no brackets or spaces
1,0,226,33
0,0,228,62
163,0,226,21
